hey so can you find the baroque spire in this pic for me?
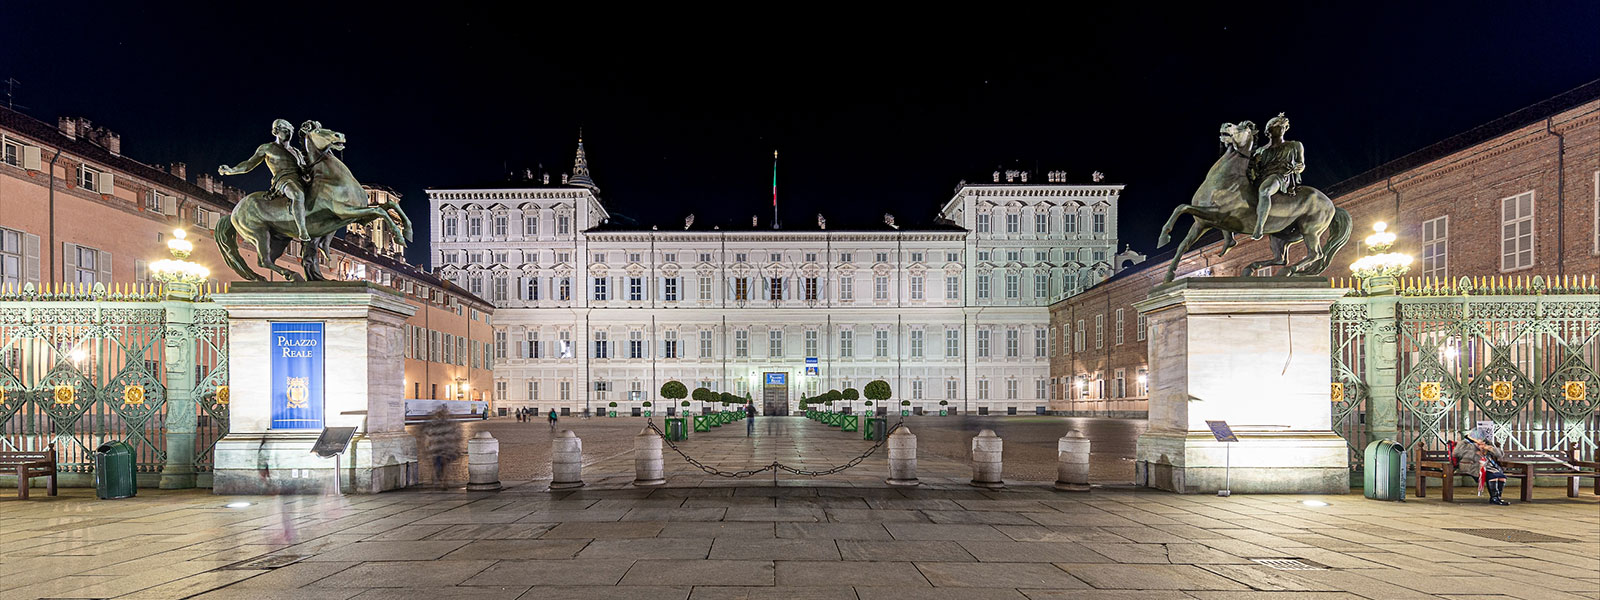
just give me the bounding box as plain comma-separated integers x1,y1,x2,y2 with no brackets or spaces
568,129,599,193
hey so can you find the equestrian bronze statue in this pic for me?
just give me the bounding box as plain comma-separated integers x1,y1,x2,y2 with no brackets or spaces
215,120,413,281
1156,115,1350,282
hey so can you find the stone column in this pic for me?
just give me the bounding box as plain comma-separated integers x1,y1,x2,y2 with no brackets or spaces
970,429,1003,489
551,430,584,489
884,427,919,487
211,282,419,494
467,432,502,491
159,301,197,489
1132,277,1349,494
1055,431,1090,492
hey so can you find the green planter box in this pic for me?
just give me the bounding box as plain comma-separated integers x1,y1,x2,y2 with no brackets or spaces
939,409,947,416
901,410,910,416
643,411,652,417
693,415,711,432
664,417,689,441
609,410,617,417
841,415,858,432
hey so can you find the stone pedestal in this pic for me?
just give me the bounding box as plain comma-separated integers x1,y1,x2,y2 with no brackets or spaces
1132,278,1349,494
211,282,419,495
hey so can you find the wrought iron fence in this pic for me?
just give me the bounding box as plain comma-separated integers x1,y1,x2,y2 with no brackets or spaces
0,282,228,481
1331,275,1599,469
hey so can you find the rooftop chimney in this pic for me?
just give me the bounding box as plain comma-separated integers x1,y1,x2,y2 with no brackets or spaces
57,117,78,139
102,130,121,156
168,162,187,180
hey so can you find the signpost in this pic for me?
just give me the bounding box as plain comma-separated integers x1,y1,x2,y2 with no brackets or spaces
311,426,358,496
1205,420,1238,497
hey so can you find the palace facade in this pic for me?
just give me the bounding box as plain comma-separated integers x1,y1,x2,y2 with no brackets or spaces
429,143,1140,414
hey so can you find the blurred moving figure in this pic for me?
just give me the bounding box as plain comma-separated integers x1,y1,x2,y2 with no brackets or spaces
421,406,464,488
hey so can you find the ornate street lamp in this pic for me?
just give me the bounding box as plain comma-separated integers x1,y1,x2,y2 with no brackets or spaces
149,229,210,300
1348,222,1411,295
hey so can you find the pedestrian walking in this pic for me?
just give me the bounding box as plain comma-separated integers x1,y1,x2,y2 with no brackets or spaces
548,408,559,432
420,406,464,489
746,402,756,436
1454,428,1510,505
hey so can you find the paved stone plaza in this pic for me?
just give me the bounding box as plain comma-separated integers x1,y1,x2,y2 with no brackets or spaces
3,417,1597,600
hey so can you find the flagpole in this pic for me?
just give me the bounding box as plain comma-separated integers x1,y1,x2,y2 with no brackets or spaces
772,150,779,230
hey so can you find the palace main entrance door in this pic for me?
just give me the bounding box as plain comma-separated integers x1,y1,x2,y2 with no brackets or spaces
762,372,790,416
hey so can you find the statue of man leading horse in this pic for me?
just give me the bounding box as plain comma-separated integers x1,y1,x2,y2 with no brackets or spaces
214,119,412,282
1157,114,1351,282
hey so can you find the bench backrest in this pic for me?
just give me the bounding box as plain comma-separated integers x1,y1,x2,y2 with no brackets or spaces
0,448,56,465
1419,449,1450,462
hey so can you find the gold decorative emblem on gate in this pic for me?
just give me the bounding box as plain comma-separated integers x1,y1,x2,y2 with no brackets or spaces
1565,381,1588,402
54,385,76,405
1490,381,1514,402
123,385,146,406
216,385,230,405
1330,382,1344,403
1419,381,1442,403
285,377,310,409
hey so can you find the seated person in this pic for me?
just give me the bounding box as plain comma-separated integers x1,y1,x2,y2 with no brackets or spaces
1453,429,1509,505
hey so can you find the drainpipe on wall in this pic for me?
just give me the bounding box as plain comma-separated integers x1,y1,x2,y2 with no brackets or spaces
47,146,61,280
1545,117,1566,276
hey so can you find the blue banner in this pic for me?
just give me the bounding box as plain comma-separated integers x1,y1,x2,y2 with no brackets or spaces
765,372,786,386
270,322,325,429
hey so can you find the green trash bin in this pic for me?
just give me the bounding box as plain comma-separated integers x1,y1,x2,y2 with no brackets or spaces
665,417,688,441
94,440,137,499
1363,439,1407,501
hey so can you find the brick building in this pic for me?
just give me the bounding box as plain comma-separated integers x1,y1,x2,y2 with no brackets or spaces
0,107,495,404
1050,79,1600,415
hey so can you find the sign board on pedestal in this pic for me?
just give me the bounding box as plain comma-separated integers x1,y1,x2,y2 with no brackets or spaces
270,322,325,430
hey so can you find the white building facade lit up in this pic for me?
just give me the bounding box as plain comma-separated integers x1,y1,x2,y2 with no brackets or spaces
428,143,1126,415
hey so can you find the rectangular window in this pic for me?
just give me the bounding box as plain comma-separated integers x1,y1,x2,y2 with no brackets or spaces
699,253,713,263
875,252,889,263
1500,192,1535,271
526,277,541,301
944,379,957,400
1036,378,1047,400
593,253,606,264
557,215,570,234
1005,273,1019,299
1093,213,1106,235
699,276,712,301
735,277,749,301
593,277,608,300
528,381,539,401
911,252,924,263
946,329,960,358
946,252,959,263
804,277,818,301
1035,328,1047,357
559,277,571,301
805,330,818,357
1006,250,1020,262
909,330,924,358
840,276,854,301
1035,213,1049,234
1,229,24,287
735,253,748,263
494,331,507,359
912,380,923,400
874,275,889,300
769,277,783,300
978,250,990,262
74,245,99,284
768,252,782,263
735,330,749,358
699,329,713,358
910,275,924,300
874,329,889,358
629,330,644,359
945,275,959,300
495,381,506,401
1115,308,1125,345
1114,368,1127,399
1065,212,1077,233
1035,273,1048,299
629,253,642,263
805,252,817,262
1094,314,1105,349
559,331,573,358
77,164,101,190
840,252,852,262
769,329,783,357
444,217,459,237
593,331,609,359
492,215,507,236
1005,329,1018,358
976,214,990,233
493,276,508,302
978,379,989,400
468,216,482,236
629,277,643,301
524,215,538,236
1422,216,1448,280
664,277,679,302
529,331,542,359
1,139,17,166
1007,379,1018,400
1137,314,1148,341
1005,213,1019,233
977,329,990,358
839,330,854,358
977,275,990,299
1075,319,1085,353
560,380,571,401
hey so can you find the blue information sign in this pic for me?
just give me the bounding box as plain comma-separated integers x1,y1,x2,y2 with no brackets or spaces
270,322,325,429
1205,420,1238,443
764,372,786,386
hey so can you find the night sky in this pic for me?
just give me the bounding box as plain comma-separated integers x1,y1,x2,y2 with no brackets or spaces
3,3,1597,266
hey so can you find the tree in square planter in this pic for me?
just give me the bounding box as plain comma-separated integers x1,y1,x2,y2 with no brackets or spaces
660,381,687,418
608,401,618,417
899,400,911,416
692,387,713,414
939,399,949,416
841,387,859,414
864,380,892,416
642,401,653,417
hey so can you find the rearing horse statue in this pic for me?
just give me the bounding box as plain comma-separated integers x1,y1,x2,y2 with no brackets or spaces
215,123,413,281
1156,121,1351,282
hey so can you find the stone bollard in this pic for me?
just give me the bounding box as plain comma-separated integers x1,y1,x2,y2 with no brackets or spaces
970,429,1004,489
550,430,584,489
633,427,666,487
884,427,920,487
467,431,502,491
1055,431,1090,492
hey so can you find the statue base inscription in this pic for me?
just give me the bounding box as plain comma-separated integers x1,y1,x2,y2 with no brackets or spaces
1132,277,1350,494
211,282,418,494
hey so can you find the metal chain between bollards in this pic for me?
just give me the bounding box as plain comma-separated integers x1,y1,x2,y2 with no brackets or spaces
644,418,904,478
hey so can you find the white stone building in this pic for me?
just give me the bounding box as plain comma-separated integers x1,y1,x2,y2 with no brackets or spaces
428,141,1123,415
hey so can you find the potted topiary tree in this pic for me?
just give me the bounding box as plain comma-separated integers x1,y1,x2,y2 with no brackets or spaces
842,387,859,414
660,381,687,417
608,401,618,417
692,387,712,414
864,380,891,416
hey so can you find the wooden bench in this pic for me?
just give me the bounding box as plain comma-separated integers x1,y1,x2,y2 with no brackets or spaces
0,445,58,499
1415,448,1460,502
1500,448,1600,502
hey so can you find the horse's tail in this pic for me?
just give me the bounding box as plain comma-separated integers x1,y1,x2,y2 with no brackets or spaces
1304,207,1352,276
214,213,261,281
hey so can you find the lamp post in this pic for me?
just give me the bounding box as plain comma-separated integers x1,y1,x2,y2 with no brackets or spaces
1349,221,1413,444
149,229,210,300
1348,222,1412,296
